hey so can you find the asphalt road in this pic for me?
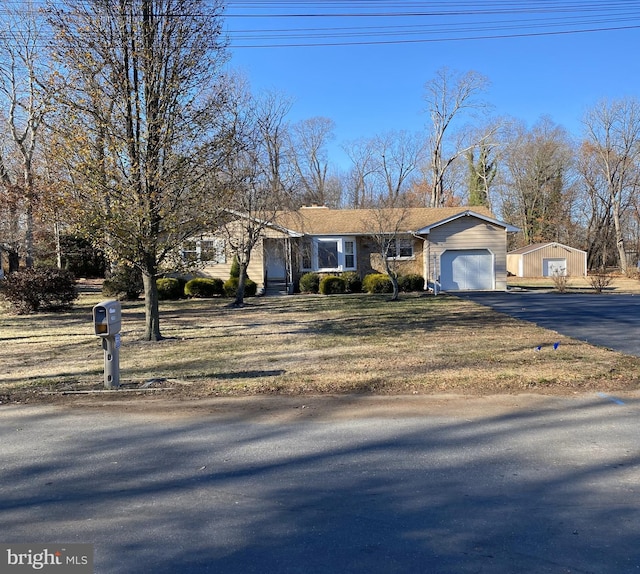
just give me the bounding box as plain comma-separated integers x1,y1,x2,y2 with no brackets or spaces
2,396,640,573
458,291,640,357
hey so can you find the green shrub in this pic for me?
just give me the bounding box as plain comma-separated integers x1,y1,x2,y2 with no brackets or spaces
156,277,183,300
229,256,240,278
185,277,224,298
319,275,346,295
398,273,424,292
362,273,393,294
299,272,320,293
102,265,143,300
223,276,257,298
341,271,362,293
1,267,78,313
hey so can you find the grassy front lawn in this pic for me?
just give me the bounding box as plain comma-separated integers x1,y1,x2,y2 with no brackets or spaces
2,288,640,402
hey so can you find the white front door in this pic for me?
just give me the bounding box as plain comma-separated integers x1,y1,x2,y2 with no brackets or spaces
264,239,287,280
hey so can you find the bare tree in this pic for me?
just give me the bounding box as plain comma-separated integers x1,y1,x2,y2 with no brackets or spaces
372,130,424,202
343,138,376,208
48,0,229,340
582,98,640,275
217,86,295,306
424,67,491,207
361,197,411,301
0,1,51,270
290,116,341,207
343,130,424,207
496,117,576,247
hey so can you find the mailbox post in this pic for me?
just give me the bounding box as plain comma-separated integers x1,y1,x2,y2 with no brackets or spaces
92,300,122,389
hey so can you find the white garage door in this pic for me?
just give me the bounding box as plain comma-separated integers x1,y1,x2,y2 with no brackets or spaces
543,258,567,277
440,249,493,291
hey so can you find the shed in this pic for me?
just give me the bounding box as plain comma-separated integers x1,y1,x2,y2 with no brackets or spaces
507,242,587,277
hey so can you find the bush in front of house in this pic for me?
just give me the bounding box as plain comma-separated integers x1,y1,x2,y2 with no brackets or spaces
223,276,257,298
299,272,320,294
398,273,424,292
341,271,362,293
185,277,224,298
362,273,393,294
102,265,143,300
319,275,346,295
157,277,183,300
1,267,78,313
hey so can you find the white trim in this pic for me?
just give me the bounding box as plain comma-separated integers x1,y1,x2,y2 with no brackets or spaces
508,242,586,256
313,237,358,272
416,210,520,235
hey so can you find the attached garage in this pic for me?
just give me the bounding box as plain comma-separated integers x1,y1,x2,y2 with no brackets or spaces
507,242,587,277
440,249,494,291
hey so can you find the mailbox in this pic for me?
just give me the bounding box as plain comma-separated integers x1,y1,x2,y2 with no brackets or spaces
93,300,121,336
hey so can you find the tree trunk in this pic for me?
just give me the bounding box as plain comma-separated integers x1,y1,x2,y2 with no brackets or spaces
612,206,628,274
142,270,162,341
233,259,249,307
25,201,34,268
390,275,399,301
385,260,400,301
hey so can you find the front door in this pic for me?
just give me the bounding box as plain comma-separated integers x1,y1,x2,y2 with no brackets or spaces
264,239,287,281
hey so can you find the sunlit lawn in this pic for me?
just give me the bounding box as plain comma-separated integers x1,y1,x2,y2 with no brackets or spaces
2,285,640,401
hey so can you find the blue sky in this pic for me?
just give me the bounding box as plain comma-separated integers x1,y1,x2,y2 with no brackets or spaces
223,1,640,170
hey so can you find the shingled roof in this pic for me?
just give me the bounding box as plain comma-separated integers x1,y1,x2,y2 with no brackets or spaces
273,206,497,235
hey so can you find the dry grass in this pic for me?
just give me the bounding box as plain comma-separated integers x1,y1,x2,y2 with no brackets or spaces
2,280,640,403
507,274,640,293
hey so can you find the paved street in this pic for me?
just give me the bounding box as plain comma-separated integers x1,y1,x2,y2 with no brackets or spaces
2,395,640,573
458,291,640,357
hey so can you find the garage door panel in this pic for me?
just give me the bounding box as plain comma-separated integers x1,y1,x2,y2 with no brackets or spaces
441,249,493,291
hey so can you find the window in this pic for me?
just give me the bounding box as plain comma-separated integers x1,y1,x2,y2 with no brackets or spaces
307,237,357,271
182,238,225,265
386,237,414,259
182,241,198,264
199,239,226,264
344,241,355,269
301,240,313,270
318,240,339,269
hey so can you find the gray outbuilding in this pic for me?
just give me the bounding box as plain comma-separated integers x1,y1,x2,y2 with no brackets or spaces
507,242,587,277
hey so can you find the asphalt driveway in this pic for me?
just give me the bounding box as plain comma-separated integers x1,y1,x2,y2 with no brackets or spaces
457,291,640,357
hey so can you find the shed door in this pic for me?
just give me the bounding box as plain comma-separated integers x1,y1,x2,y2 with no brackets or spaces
440,249,493,291
543,258,566,277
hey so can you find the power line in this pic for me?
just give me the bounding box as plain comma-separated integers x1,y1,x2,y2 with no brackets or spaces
221,0,640,47
0,0,638,48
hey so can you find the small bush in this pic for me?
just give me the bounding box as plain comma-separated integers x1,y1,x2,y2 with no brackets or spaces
185,277,224,298
341,271,362,293
102,265,143,300
319,275,346,295
363,273,393,294
589,270,614,293
398,273,424,292
551,269,569,293
299,272,320,294
1,267,78,313
223,276,257,298
156,277,183,300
